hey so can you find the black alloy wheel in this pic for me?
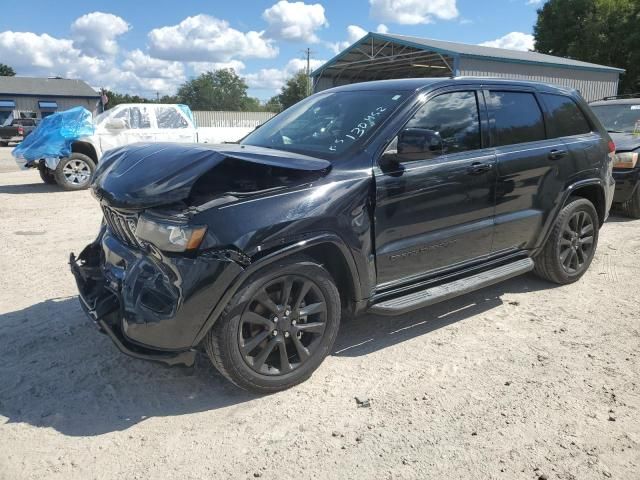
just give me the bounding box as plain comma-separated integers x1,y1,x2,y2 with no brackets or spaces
558,209,595,274
534,197,599,284
205,256,341,393
239,275,328,375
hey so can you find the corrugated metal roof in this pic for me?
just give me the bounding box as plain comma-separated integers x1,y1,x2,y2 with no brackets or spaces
312,32,625,76
0,76,99,97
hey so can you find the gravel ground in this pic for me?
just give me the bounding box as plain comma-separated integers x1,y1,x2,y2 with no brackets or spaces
0,153,639,480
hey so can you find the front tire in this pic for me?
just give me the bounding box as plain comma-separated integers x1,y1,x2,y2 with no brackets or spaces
38,164,57,184
620,184,640,219
534,197,599,284
205,256,341,393
54,153,95,190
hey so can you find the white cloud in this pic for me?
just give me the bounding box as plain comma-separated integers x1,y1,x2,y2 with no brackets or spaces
71,12,129,57
479,32,534,51
527,0,543,4
327,25,369,54
262,1,328,42
376,24,389,33
369,0,459,25
244,57,325,91
148,14,278,62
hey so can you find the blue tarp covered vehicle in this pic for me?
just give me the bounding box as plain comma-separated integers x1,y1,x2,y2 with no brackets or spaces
12,107,97,190
11,103,202,190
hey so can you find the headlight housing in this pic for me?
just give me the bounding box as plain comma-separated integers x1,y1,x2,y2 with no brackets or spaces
135,216,207,252
613,152,638,169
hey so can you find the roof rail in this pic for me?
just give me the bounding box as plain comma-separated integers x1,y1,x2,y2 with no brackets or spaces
602,93,640,100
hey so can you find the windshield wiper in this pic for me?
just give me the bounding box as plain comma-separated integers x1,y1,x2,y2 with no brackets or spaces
607,129,627,134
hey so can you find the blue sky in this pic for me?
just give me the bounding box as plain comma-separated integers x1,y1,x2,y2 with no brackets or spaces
0,0,544,100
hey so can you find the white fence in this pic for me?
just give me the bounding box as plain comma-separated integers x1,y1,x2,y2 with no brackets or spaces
193,111,276,144
193,111,276,128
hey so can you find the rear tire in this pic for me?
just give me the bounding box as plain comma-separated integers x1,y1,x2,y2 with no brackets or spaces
205,255,341,393
38,164,56,184
54,153,95,190
0,141,8,147
534,197,599,285
620,185,640,219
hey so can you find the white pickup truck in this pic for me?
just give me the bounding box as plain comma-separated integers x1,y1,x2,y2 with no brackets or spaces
31,104,246,190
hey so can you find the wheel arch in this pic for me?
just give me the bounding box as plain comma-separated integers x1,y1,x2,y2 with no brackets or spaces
192,232,362,346
71,141,99,163
565,180,606,226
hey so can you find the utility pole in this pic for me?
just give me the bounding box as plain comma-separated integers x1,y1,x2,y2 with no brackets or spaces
303,47,314,96
156,91,160,103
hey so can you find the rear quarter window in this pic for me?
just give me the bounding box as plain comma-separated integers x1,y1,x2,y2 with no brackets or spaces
488,91,546,147
542,94,592,137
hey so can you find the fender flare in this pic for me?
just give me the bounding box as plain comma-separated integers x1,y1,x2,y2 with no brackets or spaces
191,232,362,346
536,178,606,250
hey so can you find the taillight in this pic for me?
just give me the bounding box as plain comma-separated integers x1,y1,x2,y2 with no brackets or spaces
17,126,24,135
608,140,616,154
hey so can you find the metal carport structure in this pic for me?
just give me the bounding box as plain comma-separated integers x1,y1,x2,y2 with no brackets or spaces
311,33,624,101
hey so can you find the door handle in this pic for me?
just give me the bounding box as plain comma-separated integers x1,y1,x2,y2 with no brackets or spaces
467,162,492,175
548,149,568,160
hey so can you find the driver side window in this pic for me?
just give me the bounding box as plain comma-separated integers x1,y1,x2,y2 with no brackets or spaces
394,91,481,162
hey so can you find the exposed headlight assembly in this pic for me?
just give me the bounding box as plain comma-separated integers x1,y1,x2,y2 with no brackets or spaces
613,152,638,169
135,216,207,252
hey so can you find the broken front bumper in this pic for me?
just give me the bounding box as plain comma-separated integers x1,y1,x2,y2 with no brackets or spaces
69,230,244,366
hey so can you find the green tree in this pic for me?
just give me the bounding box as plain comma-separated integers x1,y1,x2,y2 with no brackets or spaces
0,64,16,76
264,96,283,113
276,71,310,110
176,69,253,111
534,0,640,93
102,89,153,109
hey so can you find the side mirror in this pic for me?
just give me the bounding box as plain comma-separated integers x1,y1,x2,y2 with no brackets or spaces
105,118,126,130
397,127,443,161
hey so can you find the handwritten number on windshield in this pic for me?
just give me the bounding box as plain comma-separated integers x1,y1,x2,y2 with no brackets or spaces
329,106,387,152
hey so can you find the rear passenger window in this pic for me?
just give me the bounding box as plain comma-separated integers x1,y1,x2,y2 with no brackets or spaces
542,94,591,137
489,92,546,146
156,106,189,129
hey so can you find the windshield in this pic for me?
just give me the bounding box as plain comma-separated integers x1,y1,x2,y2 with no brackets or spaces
241,90,407,159
591,104,640,133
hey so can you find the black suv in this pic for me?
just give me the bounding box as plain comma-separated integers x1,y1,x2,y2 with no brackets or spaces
71,78,615,392
590,95,640,217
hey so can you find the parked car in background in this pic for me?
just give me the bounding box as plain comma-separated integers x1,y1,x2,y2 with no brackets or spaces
0,116,38,146
15,104,199,190
590,94,640,217
71,78,615,392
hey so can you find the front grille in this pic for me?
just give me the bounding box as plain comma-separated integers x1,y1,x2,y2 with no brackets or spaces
102,206,140,248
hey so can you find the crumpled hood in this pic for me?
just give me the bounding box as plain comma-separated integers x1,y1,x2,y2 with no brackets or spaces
92,142,331,209
610,132,640,153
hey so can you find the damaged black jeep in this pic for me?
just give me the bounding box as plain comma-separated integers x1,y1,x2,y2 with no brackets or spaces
71,78,615,392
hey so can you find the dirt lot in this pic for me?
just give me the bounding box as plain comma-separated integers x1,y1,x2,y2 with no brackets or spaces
0,149,639,480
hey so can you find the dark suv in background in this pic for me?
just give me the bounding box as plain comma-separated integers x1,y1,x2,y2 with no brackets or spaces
72,78,615,392
590,95,640,217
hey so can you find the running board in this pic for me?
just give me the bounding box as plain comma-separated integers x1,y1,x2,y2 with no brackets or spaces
370,258,534,316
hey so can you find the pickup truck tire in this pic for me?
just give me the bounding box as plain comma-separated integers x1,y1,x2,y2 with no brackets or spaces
534,197,599,285
0,141,8,147
620,185,640,219
38,165,57,185
54,153,95,191
205,256,341,393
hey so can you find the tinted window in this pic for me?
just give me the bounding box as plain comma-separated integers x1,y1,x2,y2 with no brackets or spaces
242,90,406,159
400,91,481,159
489,92,546,146
156,106,189,129
543,94,591,137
